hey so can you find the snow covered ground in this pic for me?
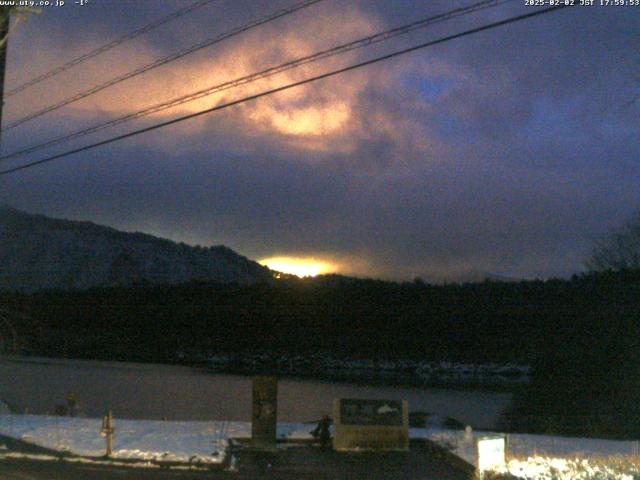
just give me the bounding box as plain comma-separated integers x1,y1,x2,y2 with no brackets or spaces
1,413,639,478
420,428,640,464
499,457,640,479
419,428,640,479
0,414,315,465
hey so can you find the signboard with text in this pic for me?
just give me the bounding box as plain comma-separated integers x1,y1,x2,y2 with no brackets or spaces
477,435,506,478
340,399,403,426
333,398,409,451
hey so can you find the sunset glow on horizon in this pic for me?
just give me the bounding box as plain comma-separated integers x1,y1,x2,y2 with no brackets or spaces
259,256,338,278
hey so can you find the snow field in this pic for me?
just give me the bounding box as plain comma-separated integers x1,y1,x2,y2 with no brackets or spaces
418,429,640,479
0,414,315,465
2,413,640,477
497,456,640,479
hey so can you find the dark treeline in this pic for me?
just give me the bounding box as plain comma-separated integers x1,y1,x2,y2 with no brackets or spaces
3,269,640,437
2,270,639,365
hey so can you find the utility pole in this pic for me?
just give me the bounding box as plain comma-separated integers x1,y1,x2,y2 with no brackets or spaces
0,7,10,151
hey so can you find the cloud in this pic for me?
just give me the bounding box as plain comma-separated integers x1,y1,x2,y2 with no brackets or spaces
6,1,393,153
1,1,639,281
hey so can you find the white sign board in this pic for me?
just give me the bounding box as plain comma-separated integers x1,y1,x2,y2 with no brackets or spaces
477,435,506,477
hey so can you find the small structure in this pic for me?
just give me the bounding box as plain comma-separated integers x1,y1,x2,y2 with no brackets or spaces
333,398,409,451
251,376,278,450
476,435,506,478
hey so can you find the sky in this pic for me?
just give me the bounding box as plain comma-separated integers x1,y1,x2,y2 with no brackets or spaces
0,0,638,281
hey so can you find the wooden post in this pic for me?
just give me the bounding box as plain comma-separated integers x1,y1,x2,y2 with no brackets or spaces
101,410,114,457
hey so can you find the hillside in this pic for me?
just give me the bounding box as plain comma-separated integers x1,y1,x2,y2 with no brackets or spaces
0,206,274,291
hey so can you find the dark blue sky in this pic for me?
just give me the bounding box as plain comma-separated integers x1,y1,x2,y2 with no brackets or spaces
1,0,638,280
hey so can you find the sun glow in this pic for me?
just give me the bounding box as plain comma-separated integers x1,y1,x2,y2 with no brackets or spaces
259,256,337,278
250,102,351,137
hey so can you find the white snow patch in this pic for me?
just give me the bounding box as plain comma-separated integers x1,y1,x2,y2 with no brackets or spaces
412,428,640,466
499,456,640,479
0,414,315,465
413,428,640,478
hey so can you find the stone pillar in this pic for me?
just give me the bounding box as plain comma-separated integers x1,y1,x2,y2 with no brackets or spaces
251,376,278,450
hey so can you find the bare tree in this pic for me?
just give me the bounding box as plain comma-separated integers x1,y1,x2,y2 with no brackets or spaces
587,210,640,271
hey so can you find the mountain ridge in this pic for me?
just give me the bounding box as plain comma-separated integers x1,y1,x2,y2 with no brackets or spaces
0,206,274,292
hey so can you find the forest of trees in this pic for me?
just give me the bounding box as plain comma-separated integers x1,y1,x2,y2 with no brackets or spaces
1,270,636,364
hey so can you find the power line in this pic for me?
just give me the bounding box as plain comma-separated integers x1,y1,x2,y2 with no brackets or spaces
5,0,219,98
0,5,574,178
1,0,325,132
0,0,509,163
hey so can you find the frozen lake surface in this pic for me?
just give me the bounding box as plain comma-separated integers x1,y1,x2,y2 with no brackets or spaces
0,355,510,428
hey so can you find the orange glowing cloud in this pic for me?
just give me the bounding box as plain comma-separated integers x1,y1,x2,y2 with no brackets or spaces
249,101,350,136
7,3,438,158
12,6,372,130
